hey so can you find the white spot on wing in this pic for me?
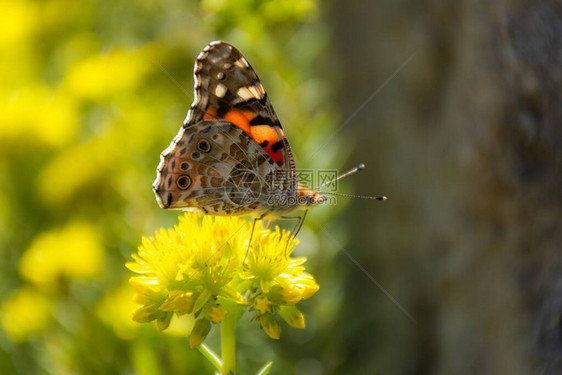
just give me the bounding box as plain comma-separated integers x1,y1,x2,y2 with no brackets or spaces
235,58,250,68
236,85,264,101
256,83,265,95
237,87,255,101
248,85,261,98
215,83,227,98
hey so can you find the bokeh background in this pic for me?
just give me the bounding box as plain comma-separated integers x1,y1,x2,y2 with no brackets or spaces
2,0,562,374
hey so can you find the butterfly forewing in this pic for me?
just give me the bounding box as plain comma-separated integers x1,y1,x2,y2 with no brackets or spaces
184,41,295,170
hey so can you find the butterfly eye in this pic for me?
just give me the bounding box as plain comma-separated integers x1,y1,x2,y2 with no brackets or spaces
197,139,211,153
176,175,192,190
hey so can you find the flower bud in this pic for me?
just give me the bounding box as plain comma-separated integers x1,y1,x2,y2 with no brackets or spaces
279,306,305,329
189,318,211,348
268,284,303,306
156,312,173,331
259,313,281,340
159,290,196,315
132,305,162,323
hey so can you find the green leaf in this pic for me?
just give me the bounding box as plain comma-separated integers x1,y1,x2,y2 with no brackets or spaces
256,361,273,375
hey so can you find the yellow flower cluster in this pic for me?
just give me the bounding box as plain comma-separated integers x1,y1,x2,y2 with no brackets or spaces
0,287,52,343
19,222,104,289
0,222,105,342
127,213,319,345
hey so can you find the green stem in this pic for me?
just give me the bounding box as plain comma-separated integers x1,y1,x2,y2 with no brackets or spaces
221,310,236,375
197,343,222,371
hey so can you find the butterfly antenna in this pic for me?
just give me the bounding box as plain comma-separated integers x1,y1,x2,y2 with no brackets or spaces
316,164,387,201
318,192,387,200
315,164,366,190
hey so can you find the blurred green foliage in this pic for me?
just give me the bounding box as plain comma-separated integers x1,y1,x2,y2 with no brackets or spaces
0,0,347,373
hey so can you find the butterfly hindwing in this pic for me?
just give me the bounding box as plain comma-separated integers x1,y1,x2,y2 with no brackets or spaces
185,41,295,171
153,120,280,215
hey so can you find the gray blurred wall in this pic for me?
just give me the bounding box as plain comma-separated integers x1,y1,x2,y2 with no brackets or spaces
333,1,562,374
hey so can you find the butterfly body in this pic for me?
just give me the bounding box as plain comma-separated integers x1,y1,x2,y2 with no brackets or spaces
153,41,325,219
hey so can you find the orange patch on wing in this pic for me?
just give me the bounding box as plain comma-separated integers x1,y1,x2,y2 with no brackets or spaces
250,124,280,145
203,107,217,120
251,125,284,166
241,110,256,121
224,110,251,133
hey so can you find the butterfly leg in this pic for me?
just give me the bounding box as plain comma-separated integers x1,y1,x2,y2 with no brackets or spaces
280,209,308,259
243,214,266,264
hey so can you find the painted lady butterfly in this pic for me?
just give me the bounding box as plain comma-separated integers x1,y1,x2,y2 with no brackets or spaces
153,41,327,225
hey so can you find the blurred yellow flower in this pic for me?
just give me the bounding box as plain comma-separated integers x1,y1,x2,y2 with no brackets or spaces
0,287,52,343
0,86,78,148
0,0,38,48
38,140,111,205
96,282,139,340
65,47,153,101
19,222,104,289
128,212,319,344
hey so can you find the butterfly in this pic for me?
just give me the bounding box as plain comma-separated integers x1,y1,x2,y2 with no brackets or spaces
153,41,327,228
153,41,385,246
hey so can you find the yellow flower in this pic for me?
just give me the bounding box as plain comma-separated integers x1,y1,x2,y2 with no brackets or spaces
0,1,38,49
96,282,138,340
0,86,78,148
64,47,153,101
0,287,52,342
202,303,228,323
241,228,297,291
128,212,319,344
254,296,274,315
19,222,104,290
275,272,320,302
